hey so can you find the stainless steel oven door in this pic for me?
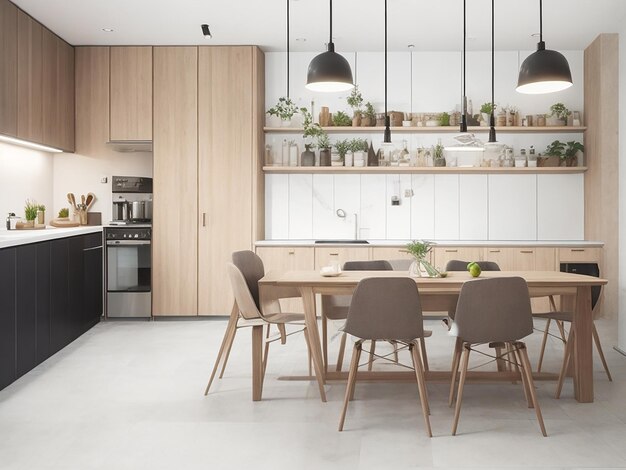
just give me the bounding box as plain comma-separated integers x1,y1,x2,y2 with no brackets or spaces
106,240,151,317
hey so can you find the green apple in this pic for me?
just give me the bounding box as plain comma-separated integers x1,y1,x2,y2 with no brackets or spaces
466,261,477,271
469,264,481,277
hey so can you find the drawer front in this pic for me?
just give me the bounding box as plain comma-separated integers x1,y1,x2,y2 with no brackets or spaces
314,247,370,270
558,247,601,263
433,247,482,272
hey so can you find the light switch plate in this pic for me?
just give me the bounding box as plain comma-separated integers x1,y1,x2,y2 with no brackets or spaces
101,176,108,183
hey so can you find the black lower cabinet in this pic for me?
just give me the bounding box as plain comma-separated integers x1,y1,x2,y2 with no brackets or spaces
1,232,103,391
0,249,17,390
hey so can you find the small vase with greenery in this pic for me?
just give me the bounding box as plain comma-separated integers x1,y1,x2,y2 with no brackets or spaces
539,140,565,167
480,102,496,124
317,133,332,166
433,140,445,167
58,207,69,219
334,139,350,166
361,102,376,127
549,102,570,126
24,199,38,227
406,240,442,277
563,140,584,167
439,112,450,127
267,97,299,126
349,138,368,167
333,110,352,127
36,204,46,225
347,86,363,126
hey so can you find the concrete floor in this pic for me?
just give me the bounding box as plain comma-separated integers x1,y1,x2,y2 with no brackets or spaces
1,317,625,470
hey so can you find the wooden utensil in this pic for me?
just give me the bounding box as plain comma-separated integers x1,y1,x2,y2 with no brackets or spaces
81,194,86,206
85,192,96,210
67,193,77,210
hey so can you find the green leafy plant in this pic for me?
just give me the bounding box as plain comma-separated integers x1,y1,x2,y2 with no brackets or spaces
439,112,450,126
37,204,46,212
564,140,584,158
545,140,566,157
406,240,441,277
433,141,445,160
332,111,352,127
349,138,368,153
266,96,299,121
549,102,571,120
480,102,495,114
364,102,376,121
346,86,363,116
24,199,38,221
316,133,331,150
58,208,69,218
334,139,351,160
300,107,323,140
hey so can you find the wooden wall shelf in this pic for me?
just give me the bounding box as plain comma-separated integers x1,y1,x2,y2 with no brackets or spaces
264,126,587,134
263,166,587,175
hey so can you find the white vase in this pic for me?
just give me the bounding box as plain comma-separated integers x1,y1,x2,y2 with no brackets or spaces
281,118,292,127
289,143,299,166
344,151,353,167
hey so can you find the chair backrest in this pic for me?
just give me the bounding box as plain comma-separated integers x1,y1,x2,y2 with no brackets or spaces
454,277,533,344
343,260,393,271
344,277,424,341
388,258,413,271
445,259,501,272
227,263,262,320
232,250,265,309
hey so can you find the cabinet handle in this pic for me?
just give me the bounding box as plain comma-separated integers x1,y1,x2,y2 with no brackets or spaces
83,245,103,252
329,253,339,256
489,250,501,253
445,249,458,253
520,250,534,254
202,213,206,227
571,249,585,252
288,250,295,255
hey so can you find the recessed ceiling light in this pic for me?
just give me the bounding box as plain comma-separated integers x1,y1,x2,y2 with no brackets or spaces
295,37,306,42
102,28,114,32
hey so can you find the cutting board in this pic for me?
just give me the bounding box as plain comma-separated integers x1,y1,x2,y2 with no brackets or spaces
15,222,46,230
50,218,80,228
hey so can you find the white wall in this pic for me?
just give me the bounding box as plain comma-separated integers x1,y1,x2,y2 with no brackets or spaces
0,142,53,225
618,30,626,352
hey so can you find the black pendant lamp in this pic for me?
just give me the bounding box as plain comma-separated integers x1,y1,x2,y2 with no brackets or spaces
306,0,354,93
516,0,572,94
383,0,391,143
459,0,468,133
488,0,496,142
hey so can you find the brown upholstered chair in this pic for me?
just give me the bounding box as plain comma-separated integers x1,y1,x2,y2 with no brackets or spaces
449,277,547,437
338,277,432,437
204,251,308,398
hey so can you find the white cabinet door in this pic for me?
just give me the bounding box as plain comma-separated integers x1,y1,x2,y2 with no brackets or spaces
360,174,387,239
411,174,435,239
288,174,313,239
312,174,335,240
334,174,361,239
489,175,537,240
265,174,289,239
459,174,488,240
386,174,412,239
537,174,584,240
434,174,460,239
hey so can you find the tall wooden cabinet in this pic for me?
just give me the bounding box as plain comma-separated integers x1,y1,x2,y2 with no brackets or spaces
110,46,153,141
0,0,17,137
153,47,199,316
17,10,43,143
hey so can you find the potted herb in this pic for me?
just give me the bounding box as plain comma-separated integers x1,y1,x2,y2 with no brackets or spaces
332,110,352,127
349,138,368,167
58,208,70,219
548,102,570,126
347,86,364,126
539,140,565,167
406,240,442,277
24,199,38,228
507,105,519,126
334,139,350,167
36,204,46,225
433,140,445,167
563,140,584,167
480,102,495,124
317,133,332,166
440,112,450,127
361,102,375,127
301,107,322,166
266,97,299,127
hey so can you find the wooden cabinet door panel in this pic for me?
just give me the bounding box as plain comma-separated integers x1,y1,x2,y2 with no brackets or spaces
0,0,17,136
110,46,153,141
314,247,370,270
558,247,601,263
153,47,198,316
17,10,43,143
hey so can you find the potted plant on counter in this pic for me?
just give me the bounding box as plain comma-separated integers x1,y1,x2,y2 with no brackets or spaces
347,86,363,127
23,199,38,228
539,140,565,167
406,240,442,277
563,140,584,167
547,102,570,126
266,97,299,127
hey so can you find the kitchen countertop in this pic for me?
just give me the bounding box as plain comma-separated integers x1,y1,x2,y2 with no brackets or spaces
0,226,102,249
255,239,605,248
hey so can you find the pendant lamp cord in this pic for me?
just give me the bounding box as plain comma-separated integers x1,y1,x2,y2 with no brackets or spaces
539,0,543,43
286,0,290,98
384,0,388,118
491,0,494,110
463,0,466,110
330,0,333,44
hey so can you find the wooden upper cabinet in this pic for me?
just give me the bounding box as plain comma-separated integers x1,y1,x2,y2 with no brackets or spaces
17,10,43,143
110,46,153,141
42,28,74,152
0,0,17,137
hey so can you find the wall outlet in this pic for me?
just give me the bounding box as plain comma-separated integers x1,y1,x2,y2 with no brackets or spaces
100,176,108,183
404,189,414,197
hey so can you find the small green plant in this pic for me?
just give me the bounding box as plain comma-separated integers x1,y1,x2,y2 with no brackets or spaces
480,102,495,114
406,240,441,277
433,141,444,160
564,141,584,159
440,112,450,126
58,208,69,218
332,111,352,127
364,102,376,121
334,139,351,160
266,96,299,121
316,133,331,150
300,107,323,140
549,102,571,120
349,138,368,153
37,204,46,212
346,86,363,116
24,199,38,221
545,140,566,157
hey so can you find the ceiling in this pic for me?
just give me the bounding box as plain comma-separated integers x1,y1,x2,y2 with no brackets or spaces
12,0,626,52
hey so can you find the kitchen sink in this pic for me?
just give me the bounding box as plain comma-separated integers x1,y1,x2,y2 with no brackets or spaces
314,240,370,244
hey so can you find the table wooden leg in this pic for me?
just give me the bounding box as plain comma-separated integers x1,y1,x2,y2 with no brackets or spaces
252,325,264,401
299,287,327,402
573,286,593,403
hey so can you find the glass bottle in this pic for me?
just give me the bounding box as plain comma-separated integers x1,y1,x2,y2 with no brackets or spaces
281,139,289,166
399,140,410,166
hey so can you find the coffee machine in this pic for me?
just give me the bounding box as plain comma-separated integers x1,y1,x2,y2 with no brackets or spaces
110,176,153,225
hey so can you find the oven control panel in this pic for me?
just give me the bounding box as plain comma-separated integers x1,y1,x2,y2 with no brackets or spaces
105,228,151,240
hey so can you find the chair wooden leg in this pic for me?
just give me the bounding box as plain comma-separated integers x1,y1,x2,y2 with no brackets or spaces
556,326,575,399
338,342,362,431
336,332,347,372
218,323,238,380
513,345,532,408
204,315,238,396
392,341,399,363
277,324,287,344
592,322,613,382
410,342,432,438
506,342,518,384
420,337,429,372
262,324,271,380
322,315,329,374
449,337,462,407
495,346,507,372
452,345,471,436
536,318,551,373
556,320,566,342
367,340,376,371
518,344,548,437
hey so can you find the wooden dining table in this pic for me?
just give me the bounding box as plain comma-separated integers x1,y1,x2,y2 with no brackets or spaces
258,270,607,404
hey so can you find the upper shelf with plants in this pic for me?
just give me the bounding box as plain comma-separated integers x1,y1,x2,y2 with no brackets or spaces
263,126,587,134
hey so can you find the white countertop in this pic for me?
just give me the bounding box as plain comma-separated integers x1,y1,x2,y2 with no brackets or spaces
255,239,604,248
0,226,103,249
